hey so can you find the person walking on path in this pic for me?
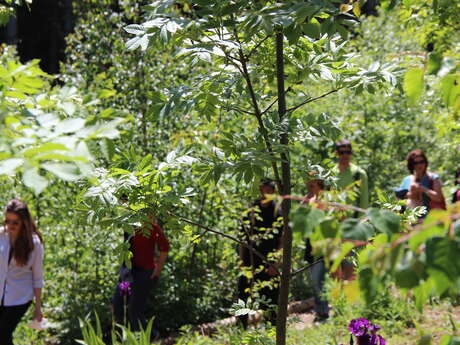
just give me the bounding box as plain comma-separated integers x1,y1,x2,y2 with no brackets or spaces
112,215,169,332
332,139,369,211
399,149,446,218
302,176,329,322
331,139,369,280
0,199,44,345
238,178,283,328
451,169,460,204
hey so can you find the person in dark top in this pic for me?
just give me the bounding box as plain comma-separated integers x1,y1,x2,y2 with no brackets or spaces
238,178,283,328
302,176,329,322
112,216,169,332
452,169,460,204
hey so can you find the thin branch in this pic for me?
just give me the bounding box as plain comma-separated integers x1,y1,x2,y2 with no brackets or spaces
247,35,272,59
290,259,322,276
260,97,278,116
169,212,272,266
391,212,460,249
230,25,282,189
224,105,254,116
286,88,344,113
282,194,367,214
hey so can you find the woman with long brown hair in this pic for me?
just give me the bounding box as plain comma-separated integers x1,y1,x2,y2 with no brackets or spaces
399,149,446,218
0,199,44,345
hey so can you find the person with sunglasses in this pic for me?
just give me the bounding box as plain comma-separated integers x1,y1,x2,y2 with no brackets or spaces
399,149,446,217
0,199,44,345
331,139,369,281
332,139,369,210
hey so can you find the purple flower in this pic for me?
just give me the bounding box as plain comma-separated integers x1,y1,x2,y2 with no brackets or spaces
349,318,370,337
369,324,381,333
347,318,386,345
119,281,132,296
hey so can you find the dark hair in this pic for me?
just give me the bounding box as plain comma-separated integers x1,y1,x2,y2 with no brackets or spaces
335,139,352,151
308,179,325,190
406,149,428,173
455,169,460,185
5,199,43,266
260,178,276,189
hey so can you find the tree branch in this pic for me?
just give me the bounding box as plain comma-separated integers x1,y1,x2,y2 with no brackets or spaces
260,97,278,116
169,211,273,267
224,105,254,116
286,88,344,113
231,26,282,189
290,259,323,276
247,35,271,59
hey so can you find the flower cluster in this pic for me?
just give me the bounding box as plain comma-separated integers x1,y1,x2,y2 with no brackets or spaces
342,318,386,345
119,281,132,296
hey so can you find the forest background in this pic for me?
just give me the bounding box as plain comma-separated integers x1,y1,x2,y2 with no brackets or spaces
0,0,459,344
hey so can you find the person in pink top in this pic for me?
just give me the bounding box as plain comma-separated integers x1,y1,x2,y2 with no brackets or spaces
112,217,169,332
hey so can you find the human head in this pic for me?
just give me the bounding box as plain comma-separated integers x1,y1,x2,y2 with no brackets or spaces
259,178,276,197
406,149,428,174
306,179,324,196
4,199,41,266
335,139,352,165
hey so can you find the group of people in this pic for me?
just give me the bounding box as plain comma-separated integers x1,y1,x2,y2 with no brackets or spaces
0,138,456,343
238,139,454,326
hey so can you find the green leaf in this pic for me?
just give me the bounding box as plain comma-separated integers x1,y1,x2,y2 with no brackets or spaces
441,74,460,109
55,118,86,135
367,208,401,236
425,237,460,282
413,279,431,311
23,168,48,195
23,143,70,158
340,219,375,241
124,24,146,35
319,217,339,238
331,242,354,272
41,163,82,181
0,158,24,175
427,52,442,75
302,23,320,39
359,267,380,303
403,68,424,104
395,267,420,289
408,218,446,251
439,335,460,345
291,206,325,236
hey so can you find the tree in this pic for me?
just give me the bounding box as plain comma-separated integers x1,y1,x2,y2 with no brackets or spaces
124,1,396,343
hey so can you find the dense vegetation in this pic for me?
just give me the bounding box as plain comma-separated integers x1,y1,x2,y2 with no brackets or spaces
0,0,459,344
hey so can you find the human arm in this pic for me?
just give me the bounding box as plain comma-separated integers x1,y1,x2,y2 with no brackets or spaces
421,176,444,203
32,240,44,321
150,224,169,279
33,288,43,321
151,251,167,278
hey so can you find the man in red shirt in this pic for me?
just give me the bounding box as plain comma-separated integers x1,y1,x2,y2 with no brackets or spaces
112,219,169,332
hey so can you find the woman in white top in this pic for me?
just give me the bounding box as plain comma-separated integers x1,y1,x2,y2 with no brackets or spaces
0,199,44,345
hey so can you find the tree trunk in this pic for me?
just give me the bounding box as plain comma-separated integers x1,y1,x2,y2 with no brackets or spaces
275,30,292,345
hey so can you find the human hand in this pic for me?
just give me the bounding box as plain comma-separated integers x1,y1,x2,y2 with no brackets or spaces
33,306,43,322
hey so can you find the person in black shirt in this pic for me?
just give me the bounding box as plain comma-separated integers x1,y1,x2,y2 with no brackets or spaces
237,178,282,328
